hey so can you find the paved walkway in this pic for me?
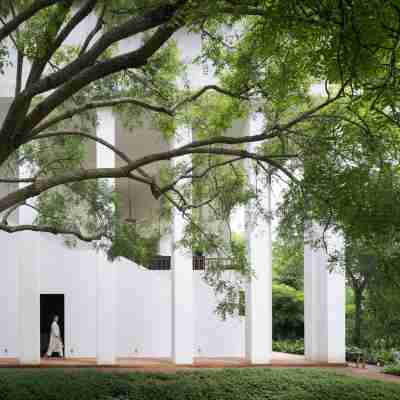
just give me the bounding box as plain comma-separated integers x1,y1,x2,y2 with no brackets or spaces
0,353,344,369
330,364,400,384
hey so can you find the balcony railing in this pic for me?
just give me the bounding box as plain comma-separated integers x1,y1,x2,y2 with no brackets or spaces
149,255,233,271
148,255,171,270
193,256,233,270
193,255,206,270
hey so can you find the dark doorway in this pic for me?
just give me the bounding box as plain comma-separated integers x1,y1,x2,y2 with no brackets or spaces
40,294,65,357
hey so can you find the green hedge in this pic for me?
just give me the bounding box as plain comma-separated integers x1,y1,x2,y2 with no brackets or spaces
384,364,400,376
273,339,305,355
0,368,400,400
272,283,304,340
272,339,399,366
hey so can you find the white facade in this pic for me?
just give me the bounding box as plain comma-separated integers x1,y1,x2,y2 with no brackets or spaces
244,113,273,364
0,14,346,365
0,232,245,362
304,225,346,363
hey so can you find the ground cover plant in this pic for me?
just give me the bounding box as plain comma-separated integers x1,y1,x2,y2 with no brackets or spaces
0,368,399,400
384,364,400,376
273,339,304,355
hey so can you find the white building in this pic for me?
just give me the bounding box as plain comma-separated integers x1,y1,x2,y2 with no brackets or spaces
0,16,345,366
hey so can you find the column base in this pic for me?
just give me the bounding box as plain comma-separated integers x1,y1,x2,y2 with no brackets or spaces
96,359,116,366
172,356,193,366
18,358,41,365
246,355,272,365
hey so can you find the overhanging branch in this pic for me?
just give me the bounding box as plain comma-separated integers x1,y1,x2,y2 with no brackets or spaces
0,0,63,42
31,98,174,135
31,84,247,136
0,223,106,242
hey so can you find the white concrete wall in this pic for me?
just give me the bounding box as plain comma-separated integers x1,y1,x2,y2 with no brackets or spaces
0,99,18,359
194,273,244,357
0,232,244,360
18,231,41,364
115,259,172,358
0,231,18,358
40,234,98,358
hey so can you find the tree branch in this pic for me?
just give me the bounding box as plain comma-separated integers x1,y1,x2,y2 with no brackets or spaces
79,3,106,56
31,84,246,136
22,129,154,186
0,0,63,42
0,144,297,214
1,201,23,224
0,222,106,242
0,2,183,146
24,130,134,164
171,85,249,112
0,90,343,212
0,177,35,183
179,87,347,151
22,2,182,98
31,98,174,135
21,22,182,134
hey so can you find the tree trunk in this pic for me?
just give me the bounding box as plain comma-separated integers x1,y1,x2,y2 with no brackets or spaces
353,287,364,347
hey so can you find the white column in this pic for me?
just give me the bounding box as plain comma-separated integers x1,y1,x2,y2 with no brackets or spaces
17,161,41,364
96,255,116,364
171,125,194,365
159,229,172,256
96,108,116,172
304,224,346,363
96,108,116,364
18,231,41,364
244,113,272,364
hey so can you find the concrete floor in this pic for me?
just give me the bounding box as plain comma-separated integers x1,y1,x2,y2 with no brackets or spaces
0,353,345,369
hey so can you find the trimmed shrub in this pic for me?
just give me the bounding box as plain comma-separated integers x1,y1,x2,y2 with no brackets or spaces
0,368,400,400
273,283,304,340
384,364,400,376
273,339,305,355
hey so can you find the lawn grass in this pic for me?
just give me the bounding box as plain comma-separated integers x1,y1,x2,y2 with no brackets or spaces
0,368,399,400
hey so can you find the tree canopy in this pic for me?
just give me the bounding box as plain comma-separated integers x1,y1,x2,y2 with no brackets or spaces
1,1,400,314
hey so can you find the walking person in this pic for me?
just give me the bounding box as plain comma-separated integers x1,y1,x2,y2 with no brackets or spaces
46,315,64,358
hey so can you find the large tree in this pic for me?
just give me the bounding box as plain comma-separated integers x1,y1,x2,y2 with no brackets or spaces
1,1,400,313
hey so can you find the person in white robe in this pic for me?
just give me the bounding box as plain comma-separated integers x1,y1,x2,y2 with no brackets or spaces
46,315,64,358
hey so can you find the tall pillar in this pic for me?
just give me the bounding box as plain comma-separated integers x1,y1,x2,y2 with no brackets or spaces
96,108,116,364
17,162,41,364
244,113,273,364
304,224,346,363
96,255,116,364
171,125,194,365
18,231,41,364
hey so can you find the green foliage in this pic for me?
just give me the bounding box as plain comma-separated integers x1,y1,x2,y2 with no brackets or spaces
272,283,304,340
202,233,252,320
384,364,400,376
363,269,400,350
36,179,115,242
107,199,160,267
188,92,246,141
4,0,400,324
273,339,305,355
273,235,304,291
108,221,160,267
366,349,396,366
0,43,9,74
272,230,304,340
0,368,400,400
15,2,71,59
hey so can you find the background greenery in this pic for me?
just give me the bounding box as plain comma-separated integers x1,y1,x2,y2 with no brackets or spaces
272,228,400,367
